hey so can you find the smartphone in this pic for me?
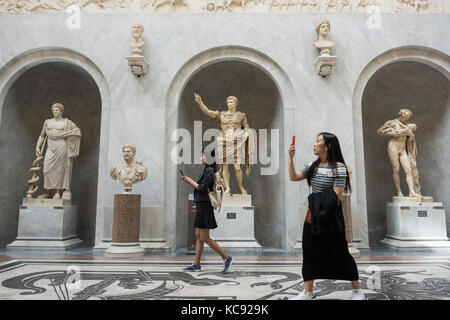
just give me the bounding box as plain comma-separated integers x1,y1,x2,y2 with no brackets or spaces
179,169,184,176
291,135,295,146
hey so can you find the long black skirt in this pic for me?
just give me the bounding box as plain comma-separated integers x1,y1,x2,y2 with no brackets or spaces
194,201,217,229
302,221,359,281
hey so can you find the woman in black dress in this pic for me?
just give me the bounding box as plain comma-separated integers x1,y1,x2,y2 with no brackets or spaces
288,132,365,300
181,150,234,273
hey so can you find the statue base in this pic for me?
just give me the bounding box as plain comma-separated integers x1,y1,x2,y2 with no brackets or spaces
380,199,450,250
208,194,262,252
7,199,82,250
392,196,433,203
314,54,337,77
23,197,71,206
126,55,149,77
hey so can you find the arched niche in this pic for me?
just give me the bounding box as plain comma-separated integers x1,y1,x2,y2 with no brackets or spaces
0,61,102,247
352,46,450,249
163,46,298,251
362,61,449,246
176,60,285,249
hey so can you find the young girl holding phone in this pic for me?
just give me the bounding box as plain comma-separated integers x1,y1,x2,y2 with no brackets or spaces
181,150,234,273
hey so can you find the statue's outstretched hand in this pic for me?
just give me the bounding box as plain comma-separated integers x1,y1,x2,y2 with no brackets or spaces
194,93,202,104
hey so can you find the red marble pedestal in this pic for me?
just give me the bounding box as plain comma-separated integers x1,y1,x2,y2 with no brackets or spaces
106,194,144,257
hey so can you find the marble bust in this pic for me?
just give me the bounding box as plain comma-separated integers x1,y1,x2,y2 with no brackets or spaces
110,144,148,193
35,103,81,201
131,23,145,56
314,19,334,56
194,93,255,195
126,23,149,77
377,108,424,200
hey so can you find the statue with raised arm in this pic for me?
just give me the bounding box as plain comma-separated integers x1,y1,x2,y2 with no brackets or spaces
35,103,81,201
194,93,255,195
377,108,423,199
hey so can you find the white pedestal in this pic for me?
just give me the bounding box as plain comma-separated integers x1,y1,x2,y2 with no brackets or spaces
380,200,450,250
209,194,261,251
105,242,144,257
7,199,83,250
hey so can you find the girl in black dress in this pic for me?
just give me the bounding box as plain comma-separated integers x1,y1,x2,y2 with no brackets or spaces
181,150,234,273
288,132,365,300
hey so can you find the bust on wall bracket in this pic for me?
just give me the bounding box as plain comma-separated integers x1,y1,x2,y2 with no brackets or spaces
126,24,149,77
314,19,337,78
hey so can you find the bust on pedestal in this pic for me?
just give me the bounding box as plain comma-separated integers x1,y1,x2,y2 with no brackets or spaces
106,145,148,257
8,103,83,250
377,109,450,249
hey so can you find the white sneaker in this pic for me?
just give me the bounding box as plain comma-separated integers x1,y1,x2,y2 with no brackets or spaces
351,289,366,300
289,289,316,300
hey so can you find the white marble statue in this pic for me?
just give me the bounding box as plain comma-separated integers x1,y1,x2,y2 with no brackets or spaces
377,108,423,199
35,103,81,201
194,93,255,195
130,23,145,56
313,19,337,77
127,23,149,76
314,19,334,56
110,144,148,193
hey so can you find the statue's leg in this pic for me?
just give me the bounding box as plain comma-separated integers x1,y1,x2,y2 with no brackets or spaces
62,189,72,201
387,145,403,197
223,164,231,194
234,163,247,194
53,189,61,199
409,157,421,195
399,152,421,198
61,157,73,201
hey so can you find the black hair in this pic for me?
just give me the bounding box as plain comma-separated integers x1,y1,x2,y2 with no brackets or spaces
201,147,217,173
306,132,351,194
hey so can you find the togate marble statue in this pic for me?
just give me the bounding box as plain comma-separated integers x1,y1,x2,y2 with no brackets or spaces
194,93,255,195
34,103,81,202
377,108,429,201
110,144,148,193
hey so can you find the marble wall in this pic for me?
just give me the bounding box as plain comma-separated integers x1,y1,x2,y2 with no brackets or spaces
0,12,448,250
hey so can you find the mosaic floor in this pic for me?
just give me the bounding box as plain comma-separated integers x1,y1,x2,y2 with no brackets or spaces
1,259,449,300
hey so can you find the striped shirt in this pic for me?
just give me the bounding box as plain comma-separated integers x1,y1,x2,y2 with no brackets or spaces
300,162,348,193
